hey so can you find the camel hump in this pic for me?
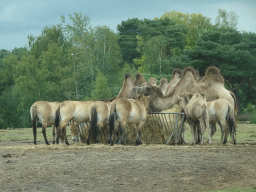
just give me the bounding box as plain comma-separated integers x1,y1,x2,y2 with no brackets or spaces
202,66,225,84
124,74,131,80
172,69,182,76
160,78,168,85
182,66,196,77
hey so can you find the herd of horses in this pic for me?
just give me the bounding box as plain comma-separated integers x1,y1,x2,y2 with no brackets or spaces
30,66,238,146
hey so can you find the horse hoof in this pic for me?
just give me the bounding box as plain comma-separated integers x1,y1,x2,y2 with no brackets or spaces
136,140,142,145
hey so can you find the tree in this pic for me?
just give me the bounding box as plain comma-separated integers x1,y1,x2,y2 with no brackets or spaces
184,27,256,113
215,9,238,29
117,18,143,64
91,70,112,100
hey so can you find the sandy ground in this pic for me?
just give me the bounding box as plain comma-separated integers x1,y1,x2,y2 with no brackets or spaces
0,139,256,192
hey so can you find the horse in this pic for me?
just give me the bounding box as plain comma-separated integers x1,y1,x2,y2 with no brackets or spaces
89,101,111,144
206,98,237,144
181,93,237,144
178,93,210,144
55,100,94,145
108,94,149,146
30,101,60,145
69,120,79,142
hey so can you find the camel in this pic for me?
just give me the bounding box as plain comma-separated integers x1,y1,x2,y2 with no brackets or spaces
178,93,210,144
148,78,158,86
133,73,147,86
108,94,149,146
133,66,237,114
165,69,182,95
30,101,60,145
159,78,168,95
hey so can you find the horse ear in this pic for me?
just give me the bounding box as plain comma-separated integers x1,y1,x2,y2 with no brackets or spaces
201,93,205,97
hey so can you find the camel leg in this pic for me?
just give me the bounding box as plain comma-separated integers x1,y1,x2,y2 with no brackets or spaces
52,125,56,144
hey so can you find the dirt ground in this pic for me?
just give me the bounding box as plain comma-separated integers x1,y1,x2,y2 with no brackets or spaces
0,140,256,192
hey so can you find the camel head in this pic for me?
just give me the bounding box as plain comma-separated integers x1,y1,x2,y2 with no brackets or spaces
132,83,156,96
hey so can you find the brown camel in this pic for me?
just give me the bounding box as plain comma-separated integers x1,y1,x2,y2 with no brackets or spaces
133,66,237,114
148,78,158,86
30,101,60,145
165,69,182,95
133,73,147,86
159,78,168,95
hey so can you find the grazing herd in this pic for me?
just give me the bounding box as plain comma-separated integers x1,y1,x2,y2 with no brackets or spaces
30,66,238,146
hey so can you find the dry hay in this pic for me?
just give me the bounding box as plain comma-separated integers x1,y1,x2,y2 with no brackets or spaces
76,104,184,145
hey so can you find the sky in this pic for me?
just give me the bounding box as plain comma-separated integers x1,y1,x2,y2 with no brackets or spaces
0,0,256,51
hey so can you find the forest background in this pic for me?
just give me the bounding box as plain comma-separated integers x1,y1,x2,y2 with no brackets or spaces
0,9,256,128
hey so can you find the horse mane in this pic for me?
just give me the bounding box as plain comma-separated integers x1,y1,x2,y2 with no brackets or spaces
201,66,225,84
99,97,117,102
133,73,146,86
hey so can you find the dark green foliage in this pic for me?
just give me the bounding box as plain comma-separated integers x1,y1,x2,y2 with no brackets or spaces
117,18,142,63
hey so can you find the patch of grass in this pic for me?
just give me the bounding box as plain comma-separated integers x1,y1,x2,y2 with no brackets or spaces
184,123,256,144
0,126,72,141
206,187,256,192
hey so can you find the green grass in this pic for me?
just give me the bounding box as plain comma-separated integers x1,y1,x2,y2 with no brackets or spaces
184,123,256,144
0,126,72,142
0,123,255,145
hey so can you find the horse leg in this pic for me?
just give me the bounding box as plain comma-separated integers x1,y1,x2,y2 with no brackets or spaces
32,120,37,145
210,123,217,138
42,123,50,145
199,116,207,145
219,120,227,144
136,121,145,145
52,125,56,144
62,126,69,145
119,121,127,145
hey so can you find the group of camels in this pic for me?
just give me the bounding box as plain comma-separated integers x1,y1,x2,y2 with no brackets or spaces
30,66,238,145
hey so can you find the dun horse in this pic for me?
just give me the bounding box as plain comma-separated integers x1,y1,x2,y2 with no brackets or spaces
178,93,210,144
108,94,149,146
89,101,111,144
30,101,60,145
55,100,94,145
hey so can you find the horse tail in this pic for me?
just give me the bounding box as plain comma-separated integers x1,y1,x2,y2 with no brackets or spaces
229,91,238,115
31,105,37,144
91,107,99,143
109,103,116,145
226,104,237,144
55,107,60,128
